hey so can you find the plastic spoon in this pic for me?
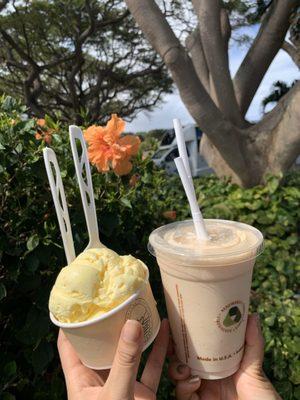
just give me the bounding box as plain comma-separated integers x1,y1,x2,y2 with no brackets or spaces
69,125,104,250
43,147,76,264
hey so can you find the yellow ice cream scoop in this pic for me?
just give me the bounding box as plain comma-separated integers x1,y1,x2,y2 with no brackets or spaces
49,248,147,323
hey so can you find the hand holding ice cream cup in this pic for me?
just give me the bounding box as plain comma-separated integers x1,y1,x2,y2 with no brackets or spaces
44,126,160,371
49,248,160,370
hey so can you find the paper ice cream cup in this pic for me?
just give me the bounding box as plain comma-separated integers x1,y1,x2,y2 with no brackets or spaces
50,268,160,370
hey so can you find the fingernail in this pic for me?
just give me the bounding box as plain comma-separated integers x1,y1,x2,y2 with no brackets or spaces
162,318,169,329
177,364,189,374
189,375,200,384
122,320,142,343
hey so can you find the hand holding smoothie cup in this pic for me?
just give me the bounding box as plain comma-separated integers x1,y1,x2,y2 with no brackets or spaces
148,120,264,379
149,219,263,379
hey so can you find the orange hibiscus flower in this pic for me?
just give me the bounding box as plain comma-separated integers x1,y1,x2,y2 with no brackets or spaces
37,118,46,127
35,118,53,144
84,114,140,176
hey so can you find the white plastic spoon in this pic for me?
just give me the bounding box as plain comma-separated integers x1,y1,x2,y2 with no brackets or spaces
69,125,104,250
43,147,76,264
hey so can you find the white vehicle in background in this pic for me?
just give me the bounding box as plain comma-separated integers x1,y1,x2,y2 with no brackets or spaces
152,124,212,176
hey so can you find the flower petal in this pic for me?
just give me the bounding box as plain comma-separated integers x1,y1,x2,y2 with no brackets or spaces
163,211,177,220
129,174,140,187
90,149,110,172
113,158,132,176
84,125,105,145
111,143,127,162
44,133,52,144
37,118,46,127
104,114,125,145
117,135,141,156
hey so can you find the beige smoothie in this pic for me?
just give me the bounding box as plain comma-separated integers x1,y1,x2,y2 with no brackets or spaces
149,219,263,379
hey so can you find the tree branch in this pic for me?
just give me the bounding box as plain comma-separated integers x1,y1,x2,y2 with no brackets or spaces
79,0,97,43
97,9,130,29
220,7,231,52
282,40,300,68
247,81,300,177
23,71,45,117
193,0,244,127
0,28,37,66
0,0,8,12
269,85,300,173
5,48,27,70
234,0,298,116
209,7,232,108
44,54,75,69
125,0,252,186
185,26,210,94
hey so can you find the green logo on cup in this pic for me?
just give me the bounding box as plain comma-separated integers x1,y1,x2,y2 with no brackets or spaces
216,301,245,332
223,306,242,327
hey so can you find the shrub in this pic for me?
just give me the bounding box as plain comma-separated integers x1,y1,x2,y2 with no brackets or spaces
0,97,299,399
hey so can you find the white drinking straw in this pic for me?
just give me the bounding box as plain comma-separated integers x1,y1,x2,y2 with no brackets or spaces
173,118,193,186
175,157,209,241
173,118,209,240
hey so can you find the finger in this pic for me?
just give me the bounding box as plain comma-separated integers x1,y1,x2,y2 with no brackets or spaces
240,314,264,373
104,320,143,400
175,375,201,400
167,334,175,357
168,356,191,381
140,319,169,393
57,329,82,379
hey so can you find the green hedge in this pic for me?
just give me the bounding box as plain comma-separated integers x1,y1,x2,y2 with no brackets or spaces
0,97,299,399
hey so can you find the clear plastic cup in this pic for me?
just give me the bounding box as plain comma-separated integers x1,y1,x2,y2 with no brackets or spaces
149,219,263,379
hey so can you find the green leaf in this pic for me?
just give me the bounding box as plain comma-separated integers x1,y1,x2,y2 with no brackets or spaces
25,253,40,273
99,212,120,236
16,307,50,345
24,119,35,130
2,393,16,400
120,197,132,209
31,341,54,374
294,386,300,400
2,95,16,111
267,178,280,193
264,315,276,327
15,143,23,153
26,234,39,251
0,282,7,300
3,361,17,378
290,361,300,385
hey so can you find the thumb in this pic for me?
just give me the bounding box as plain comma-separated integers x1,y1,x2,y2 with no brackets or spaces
240,314,264,375
104,319,143,400
175,376,201,400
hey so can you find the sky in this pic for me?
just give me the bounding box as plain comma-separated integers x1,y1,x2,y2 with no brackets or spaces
125,26,299,133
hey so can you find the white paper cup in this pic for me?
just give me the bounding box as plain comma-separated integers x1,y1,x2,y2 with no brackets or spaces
149,219,263,379
50,268,160,370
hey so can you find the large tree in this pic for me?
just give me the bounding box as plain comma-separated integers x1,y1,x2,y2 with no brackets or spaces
0,0,173,124
125,0,300,187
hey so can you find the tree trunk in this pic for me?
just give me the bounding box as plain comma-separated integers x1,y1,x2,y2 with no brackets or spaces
200,82,300,186
200,135,244,185
125,0,300,187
